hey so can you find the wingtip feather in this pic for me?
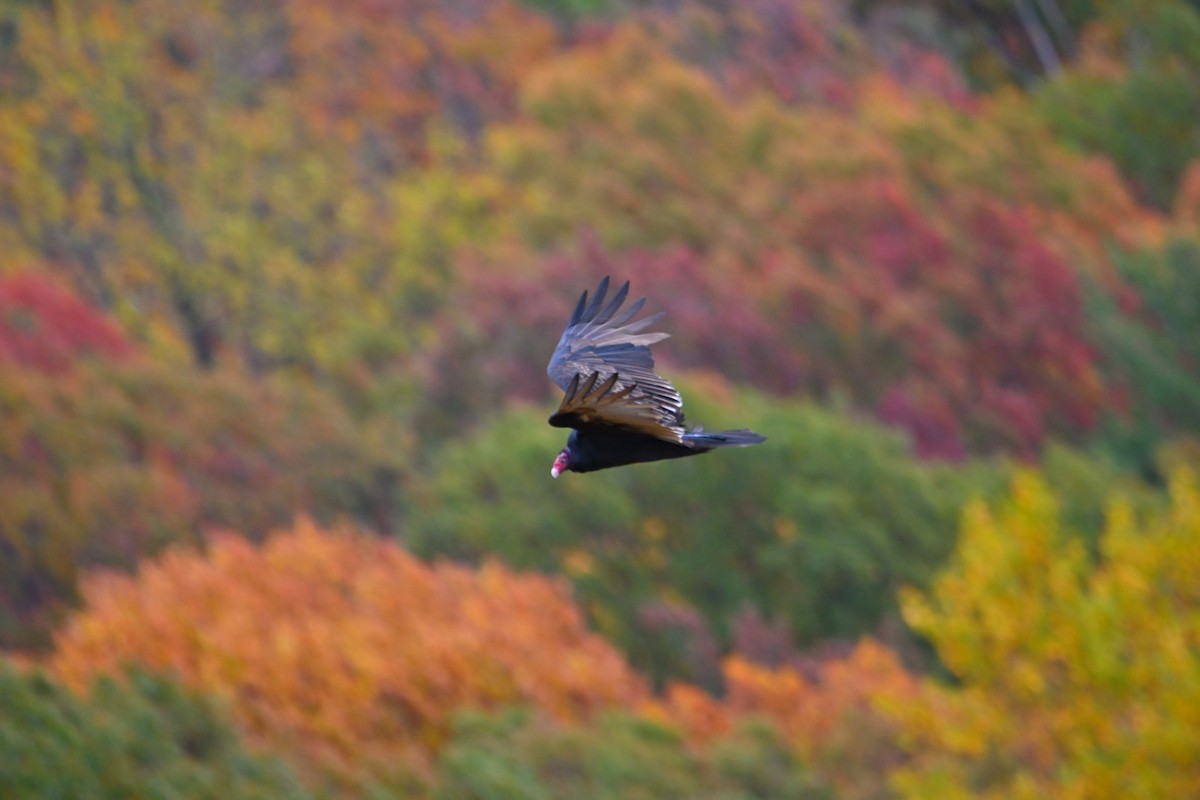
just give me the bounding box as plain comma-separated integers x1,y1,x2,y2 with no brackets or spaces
569,289,588,327
581,276,610,322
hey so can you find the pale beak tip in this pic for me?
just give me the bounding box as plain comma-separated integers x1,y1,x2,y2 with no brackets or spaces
550,467,561,478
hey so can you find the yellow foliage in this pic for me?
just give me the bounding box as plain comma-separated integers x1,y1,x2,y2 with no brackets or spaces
892,470,1200,798
51,519,647,776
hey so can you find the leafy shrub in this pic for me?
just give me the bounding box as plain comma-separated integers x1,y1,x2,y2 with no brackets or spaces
1035,3,1200,209
0,271,132,372
51,519,647,784
1085,235,1200,477
0,663,315,800
656,640,918,800
892,469,1200,798
429,707,832,800
0,357,400,649
405,385,964,685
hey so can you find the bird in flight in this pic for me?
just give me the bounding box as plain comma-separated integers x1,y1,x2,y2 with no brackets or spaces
546,277,765,477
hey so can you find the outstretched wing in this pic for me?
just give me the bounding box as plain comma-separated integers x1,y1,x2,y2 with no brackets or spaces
547,277,685,443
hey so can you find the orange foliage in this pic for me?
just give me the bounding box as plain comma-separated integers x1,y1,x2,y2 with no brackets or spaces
286,0,557,154
654,640,918,799
51,519,647,774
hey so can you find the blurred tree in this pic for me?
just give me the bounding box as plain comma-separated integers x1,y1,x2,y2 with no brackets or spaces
0,0,281,365
428,707,832,800
0,663,315,800
51,519,648,787
656,639,919,800
434,199,1110,457
404,386,965,685
1035,0,1200,209
0,0,548,387
891,470,1200,798
476,26,1142,455
286,0,556,156
870,0,1085,83
0,0,1177,465
0,271,132,371
0,351,400,649
1085,234,1200,478
858,77,1154,278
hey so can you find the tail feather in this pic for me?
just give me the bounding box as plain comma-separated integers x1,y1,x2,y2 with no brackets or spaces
683,428,766,448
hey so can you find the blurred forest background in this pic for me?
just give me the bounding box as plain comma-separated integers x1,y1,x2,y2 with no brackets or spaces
2,0,1199,796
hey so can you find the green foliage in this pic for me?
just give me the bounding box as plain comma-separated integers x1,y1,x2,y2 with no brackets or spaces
1085,235,1200,476
1035,1,1200,208
405,381,966,685
518,0,627,25
0,663,315,800
429,707,832,800
405,374,1157,687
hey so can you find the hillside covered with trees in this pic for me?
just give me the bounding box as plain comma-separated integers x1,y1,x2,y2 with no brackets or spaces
2,0,1199,796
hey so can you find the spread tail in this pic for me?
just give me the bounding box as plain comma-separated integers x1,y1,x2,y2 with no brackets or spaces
683,428,766,449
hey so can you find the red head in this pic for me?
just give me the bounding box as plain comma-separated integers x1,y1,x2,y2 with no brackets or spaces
551,448,570,478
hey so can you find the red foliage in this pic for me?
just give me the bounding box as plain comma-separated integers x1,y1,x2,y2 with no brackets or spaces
422,231,803,433
712,0,859,110
949,196,1102,448
729,605,800,669
797,177,949,284
877,384,966,460
0,271,132,372
638,598,722,689
556,235,801,391
782,182,1104,457
430,184,1105,456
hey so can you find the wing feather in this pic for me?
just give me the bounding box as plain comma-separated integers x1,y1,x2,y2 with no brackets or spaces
546,277,685,442
548,370,684,443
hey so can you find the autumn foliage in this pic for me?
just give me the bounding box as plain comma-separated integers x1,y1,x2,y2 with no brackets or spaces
0,0,1187,461
0,272,131,372
51,519,648,778
657,641,919,800
893,470,1200,798
2,0,1200,796
0,353,398,649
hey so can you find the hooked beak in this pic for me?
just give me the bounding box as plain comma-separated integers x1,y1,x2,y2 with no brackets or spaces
551,449,570,479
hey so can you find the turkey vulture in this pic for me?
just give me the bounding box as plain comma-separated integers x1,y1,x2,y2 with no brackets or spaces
547,277,766,476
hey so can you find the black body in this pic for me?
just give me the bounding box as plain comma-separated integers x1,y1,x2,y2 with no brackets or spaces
560,427,765,473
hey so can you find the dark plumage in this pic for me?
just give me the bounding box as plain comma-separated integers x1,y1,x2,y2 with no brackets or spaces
546,277,765,476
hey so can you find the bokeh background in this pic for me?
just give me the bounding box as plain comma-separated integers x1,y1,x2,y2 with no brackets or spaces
2,0,1199,796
